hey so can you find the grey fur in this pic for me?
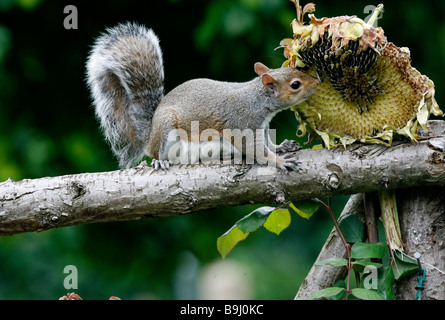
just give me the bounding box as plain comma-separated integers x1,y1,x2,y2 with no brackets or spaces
86,22,164,168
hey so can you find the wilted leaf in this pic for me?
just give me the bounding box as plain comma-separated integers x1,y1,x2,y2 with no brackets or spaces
292,20,313,36
302,3,316,17
279,38,293,47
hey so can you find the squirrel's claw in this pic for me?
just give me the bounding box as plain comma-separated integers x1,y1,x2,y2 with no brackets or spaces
151,159,172,170
275,139,302,155
276,140,302,173
278,157,301,174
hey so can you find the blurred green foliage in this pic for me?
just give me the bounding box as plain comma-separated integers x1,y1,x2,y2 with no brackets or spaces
0,0,443,299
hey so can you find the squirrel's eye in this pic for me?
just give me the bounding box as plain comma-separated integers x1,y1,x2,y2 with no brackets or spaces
291,80,301,90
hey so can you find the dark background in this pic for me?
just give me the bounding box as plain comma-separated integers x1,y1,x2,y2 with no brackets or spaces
0,0,443,299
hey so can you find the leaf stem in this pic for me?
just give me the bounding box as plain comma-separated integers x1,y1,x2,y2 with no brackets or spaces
296,0,302,23
319,199,352,298
319,200,348,250
276,200,292,210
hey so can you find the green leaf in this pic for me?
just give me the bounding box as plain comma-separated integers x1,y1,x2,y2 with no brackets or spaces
353,260,383,268
358,265,395,300
326,280,347,300
307,287,345,300
216,226,249,259
236,206,275,233
316,258,349,267
377,266,395,300
392,251,418,280
351,288,384,300
338,214,364,243
263,208,291,235
289,198,319,220
353,260,382,274
351,242,388,260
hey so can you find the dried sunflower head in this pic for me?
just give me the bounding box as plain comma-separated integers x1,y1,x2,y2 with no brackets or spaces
280,3,443,148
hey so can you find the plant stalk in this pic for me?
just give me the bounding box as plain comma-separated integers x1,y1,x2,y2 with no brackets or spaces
366,4,384,27
319,200,352,298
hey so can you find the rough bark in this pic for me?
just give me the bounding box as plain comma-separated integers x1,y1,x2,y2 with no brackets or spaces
394,186,445,300
0,120,444,237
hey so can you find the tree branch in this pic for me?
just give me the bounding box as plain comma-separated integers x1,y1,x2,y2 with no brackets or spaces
0,120,444,236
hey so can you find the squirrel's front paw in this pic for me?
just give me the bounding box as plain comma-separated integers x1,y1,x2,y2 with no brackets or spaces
151,159,172,170
277,155,301,174
276,139,302,155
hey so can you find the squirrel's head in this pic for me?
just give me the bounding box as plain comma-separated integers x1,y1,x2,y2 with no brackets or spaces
254,62,319,106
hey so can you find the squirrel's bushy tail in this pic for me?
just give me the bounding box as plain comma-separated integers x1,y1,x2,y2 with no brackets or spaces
87,22,164,168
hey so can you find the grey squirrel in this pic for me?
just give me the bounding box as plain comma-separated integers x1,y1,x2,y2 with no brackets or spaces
87,22,319,172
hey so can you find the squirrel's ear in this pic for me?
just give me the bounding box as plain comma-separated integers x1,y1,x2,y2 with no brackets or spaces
254,62,270,76
261,74,278,94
